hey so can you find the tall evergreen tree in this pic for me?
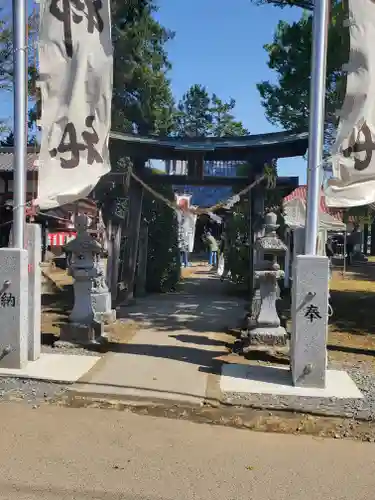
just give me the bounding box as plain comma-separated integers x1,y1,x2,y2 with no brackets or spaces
174,84,212,137
0,8,39,133
111,0,175,136
174,84,248,138
0,131,13,146
256,2,347,153
210,94,248,137
250,0,313,8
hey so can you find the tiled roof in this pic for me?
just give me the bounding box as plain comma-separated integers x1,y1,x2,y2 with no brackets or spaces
284,185,344,222
0,148,38,172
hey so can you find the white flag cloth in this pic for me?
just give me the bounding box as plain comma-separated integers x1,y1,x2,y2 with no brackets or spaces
176,210,197,253
35,0,113,209
175,194,197,253
325,0,375,208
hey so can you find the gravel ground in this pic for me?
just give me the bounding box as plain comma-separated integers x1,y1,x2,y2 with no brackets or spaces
222,361,375,420
41,344,102,357
0,378,67,406
0,346,102,407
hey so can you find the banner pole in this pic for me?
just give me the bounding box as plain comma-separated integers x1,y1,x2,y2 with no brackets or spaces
12,0,28,248
305,0,330,255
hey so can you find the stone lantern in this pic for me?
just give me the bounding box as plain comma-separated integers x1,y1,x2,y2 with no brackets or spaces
242,212,288,352
56,214,115,347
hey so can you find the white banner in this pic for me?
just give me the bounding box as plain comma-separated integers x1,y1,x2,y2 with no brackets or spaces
325,0,375,208
176,194,197,253
35,0,113,209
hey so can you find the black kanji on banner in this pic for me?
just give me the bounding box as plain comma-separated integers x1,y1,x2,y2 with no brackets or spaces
50,0,104,58
342,123,375,172
49,115,104,169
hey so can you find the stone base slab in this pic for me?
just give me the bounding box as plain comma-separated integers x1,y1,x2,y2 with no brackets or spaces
221,364,363,399
0,353,100,383
57,322,105,347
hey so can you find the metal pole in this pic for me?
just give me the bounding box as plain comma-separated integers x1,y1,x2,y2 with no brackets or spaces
305,0,330,255
12,0,28,248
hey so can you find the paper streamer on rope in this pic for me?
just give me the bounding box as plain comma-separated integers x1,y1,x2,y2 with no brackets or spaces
325,0,375,208
176,194,197,253
207,212,222,224
35,0,113,209
223,194,240,210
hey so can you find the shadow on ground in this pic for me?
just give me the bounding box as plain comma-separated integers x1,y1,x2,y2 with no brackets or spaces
332,261,375,282
330,289,375,336
108,342,228,374
117,274,245,335
41,284,72,342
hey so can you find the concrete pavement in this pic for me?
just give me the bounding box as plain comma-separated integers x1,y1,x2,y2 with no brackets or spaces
0,403,374,499
70,268,245,405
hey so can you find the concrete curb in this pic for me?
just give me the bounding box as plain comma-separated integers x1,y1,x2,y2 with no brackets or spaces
55,392,375,441
62,386,371,422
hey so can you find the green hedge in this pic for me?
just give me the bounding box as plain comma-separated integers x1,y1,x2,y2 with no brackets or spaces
225,200,250,285
142,178,181,293
224,197,285,288
97,159,180,294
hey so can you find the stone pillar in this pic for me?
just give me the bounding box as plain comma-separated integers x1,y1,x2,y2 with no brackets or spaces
26,223,41,361
291,255,329,388
0,248,28,368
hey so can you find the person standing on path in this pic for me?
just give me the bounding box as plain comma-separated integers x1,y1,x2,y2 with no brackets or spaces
204,230,218,267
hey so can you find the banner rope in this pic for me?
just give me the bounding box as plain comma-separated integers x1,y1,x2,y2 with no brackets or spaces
129,170,267,217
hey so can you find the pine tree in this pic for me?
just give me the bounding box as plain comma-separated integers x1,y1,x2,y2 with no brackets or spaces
111,0,175,135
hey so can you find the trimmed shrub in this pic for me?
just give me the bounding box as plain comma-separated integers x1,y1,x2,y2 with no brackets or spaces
142,177,181,293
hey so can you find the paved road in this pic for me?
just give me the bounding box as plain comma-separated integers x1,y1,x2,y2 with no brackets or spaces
1,404,375,500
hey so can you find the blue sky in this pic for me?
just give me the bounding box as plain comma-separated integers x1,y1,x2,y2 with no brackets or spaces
154,0,306,182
